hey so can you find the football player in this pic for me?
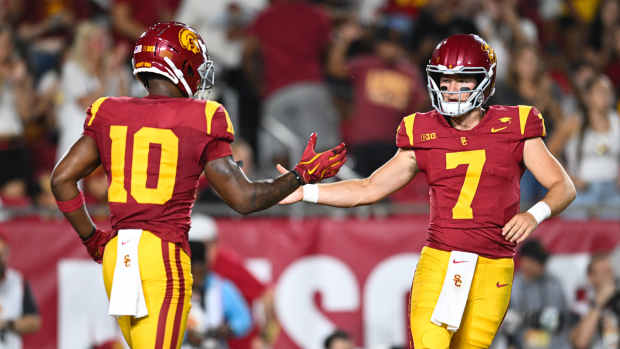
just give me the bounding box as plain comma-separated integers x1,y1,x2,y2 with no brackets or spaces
50,22,347,349
278,34,576,348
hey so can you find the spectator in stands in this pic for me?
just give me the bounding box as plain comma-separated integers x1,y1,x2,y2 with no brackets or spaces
323,329,354,349
185,215,253,349
327,21,426,177
189,213,276,349
492,45,567,208
498,239,570,349
475,0,538,83
245,0,341,172
111,0,181,44
0,25,36,206
409,0,478,70
570,253,620,349
55,20,130,161
14,0,75,80
563,74,620,219
176,0,266,152
328,22,428,176
0,234,42,348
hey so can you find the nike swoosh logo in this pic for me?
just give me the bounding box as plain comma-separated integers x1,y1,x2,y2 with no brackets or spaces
496,282,509,288
308,163,321,175
491,126,508,133
452,260,468,264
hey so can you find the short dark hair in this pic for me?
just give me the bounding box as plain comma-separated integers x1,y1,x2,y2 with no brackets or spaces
324,329,351,349
519,239,549,265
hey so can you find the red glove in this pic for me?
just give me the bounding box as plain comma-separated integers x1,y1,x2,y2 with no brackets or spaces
81,228,113,264
293,133,347,184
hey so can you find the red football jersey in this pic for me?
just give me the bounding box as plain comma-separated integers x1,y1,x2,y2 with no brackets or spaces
83,96,235,255
396,105,546,258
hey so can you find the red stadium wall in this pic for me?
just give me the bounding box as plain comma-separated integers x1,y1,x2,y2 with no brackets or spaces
0,216,618,349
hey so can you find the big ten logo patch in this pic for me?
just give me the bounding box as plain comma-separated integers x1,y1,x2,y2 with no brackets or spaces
421,132,436,142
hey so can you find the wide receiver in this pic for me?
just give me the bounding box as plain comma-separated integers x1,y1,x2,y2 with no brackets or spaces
279,34,576,348
50,22,346,349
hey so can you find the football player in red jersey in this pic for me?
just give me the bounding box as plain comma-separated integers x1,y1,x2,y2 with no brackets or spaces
50,22,347,349
279,34,576,348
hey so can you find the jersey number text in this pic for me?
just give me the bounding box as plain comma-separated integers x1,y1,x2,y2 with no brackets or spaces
445,149,486,219
108,126,179,204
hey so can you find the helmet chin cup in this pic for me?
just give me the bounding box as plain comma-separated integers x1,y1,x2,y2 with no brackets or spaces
426,64,494,117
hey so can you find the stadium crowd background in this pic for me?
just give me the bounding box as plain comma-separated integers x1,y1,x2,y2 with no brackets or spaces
0,0,619,348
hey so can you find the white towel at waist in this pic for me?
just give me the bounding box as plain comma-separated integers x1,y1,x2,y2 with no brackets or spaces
430,250,478,332
108,229,148,318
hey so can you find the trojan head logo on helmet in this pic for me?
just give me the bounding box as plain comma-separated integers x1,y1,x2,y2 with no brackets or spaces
132,22,214,98
426,34,497,116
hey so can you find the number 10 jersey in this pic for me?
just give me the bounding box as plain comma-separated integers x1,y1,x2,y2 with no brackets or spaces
83,96,235,254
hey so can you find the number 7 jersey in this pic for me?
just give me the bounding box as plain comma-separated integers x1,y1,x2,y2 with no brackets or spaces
395,105,546,258
83,96,235,254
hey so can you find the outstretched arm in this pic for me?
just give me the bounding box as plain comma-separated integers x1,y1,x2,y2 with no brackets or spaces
503,137,576,243
51,135,101,238
206,134,347,215
280,148,419,207
204,156,302,215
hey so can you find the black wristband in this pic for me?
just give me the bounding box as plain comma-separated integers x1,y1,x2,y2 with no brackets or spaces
6,320,15,332
290,169,305,185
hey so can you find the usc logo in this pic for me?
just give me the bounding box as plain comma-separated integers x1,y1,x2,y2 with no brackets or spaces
482,43,496,64
178,28,201,54
124,254,131,268
453,274,462,287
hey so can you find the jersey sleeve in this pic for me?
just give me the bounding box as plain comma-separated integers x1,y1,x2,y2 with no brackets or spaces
202,101,235,162
395,113,416,149
83,97,109,139
517,105,546,140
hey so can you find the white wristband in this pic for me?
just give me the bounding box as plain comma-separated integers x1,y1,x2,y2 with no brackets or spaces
302,184,319,203
527,201,551,224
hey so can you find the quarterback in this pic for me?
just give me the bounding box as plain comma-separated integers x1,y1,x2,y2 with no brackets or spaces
50,22,346,349
279,34,576,348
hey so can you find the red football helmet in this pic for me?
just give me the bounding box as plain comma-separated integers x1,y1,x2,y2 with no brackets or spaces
426,34,497,116
132,22,214,98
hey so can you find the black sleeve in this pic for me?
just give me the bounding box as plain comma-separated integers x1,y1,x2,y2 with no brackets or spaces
22,280,39,315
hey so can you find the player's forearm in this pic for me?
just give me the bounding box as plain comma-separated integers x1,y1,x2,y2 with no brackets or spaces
317,178,379,208
235,173,301,214
539,176,576,216
50,171,96,238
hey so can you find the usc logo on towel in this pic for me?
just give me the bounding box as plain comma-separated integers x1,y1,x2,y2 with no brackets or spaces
453,274,462,287
124,254,131,268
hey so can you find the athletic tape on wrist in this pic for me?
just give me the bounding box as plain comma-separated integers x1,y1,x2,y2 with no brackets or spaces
302,184,319,203
527,201,551,224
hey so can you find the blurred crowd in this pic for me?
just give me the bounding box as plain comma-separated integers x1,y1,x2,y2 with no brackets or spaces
0,0,619,219
0,1,619,348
